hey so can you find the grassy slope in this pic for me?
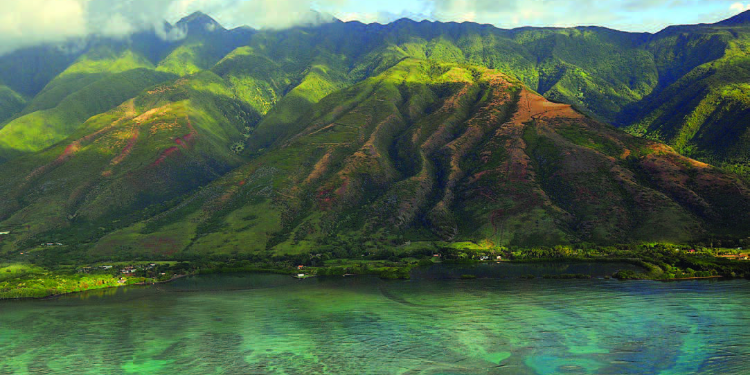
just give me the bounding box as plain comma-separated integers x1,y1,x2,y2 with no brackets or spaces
39,59,749,262
291,20,748,166
623,25,750,166
0,49,177,159
0,71,254,258
3,16,750,262
0,85,26,124
4,17,748,167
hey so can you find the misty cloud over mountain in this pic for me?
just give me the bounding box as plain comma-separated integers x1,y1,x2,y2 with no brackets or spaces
0,0,337,55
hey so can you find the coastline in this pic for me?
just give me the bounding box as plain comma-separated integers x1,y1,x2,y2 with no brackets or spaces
3,249,749,300
2,273,193,301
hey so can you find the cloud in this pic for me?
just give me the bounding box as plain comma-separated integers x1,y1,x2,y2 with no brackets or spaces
0,0,344,56
419,0,744,30
98,13,136,38
0,0,88,55
335,10,430,25
0,0,745,56
202,0,344,30
425,0,611,28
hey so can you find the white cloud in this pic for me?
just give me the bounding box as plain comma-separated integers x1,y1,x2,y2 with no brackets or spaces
99,13,136,38
426,0,595,27
0,0,346,55
0,0,88,55
217,0,337,29
335,10,430,24
0,0,744,56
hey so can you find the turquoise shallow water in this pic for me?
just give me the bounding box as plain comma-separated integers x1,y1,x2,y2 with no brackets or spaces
1,266,749,374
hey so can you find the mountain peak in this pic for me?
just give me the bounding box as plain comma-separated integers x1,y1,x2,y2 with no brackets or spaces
717,10,750,25
176,11,225,34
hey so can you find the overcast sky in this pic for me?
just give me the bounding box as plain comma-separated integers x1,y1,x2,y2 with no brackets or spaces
0,0,748,55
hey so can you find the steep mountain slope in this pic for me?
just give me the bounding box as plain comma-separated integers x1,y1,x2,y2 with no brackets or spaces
0,45,82,99
0,85,26,124
3,13,750,260
622,22,750,166
0,71,254,255
3,60,747,261
0,58,175,161
3,12,750,168
156,12,252,76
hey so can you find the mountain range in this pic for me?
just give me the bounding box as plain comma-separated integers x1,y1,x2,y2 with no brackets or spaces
1,11,749,260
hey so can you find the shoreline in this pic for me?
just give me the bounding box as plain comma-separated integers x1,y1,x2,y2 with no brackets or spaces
4,273,192,301
659,276,724,282
135,273,190,286
1,256,744,300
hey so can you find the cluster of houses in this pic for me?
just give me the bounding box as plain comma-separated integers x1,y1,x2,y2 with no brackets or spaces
78,264,159,275
119,264,158,274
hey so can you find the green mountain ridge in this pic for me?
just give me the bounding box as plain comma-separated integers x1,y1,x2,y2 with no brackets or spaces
1,59,749,261
0,85,26,124
2,11,750,166
1,12,750,260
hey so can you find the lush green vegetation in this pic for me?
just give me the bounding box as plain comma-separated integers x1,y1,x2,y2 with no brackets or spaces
0,85,26,124
0,66,176,158
438,242,750,280
1,12,750,267
3,12,750,166
0,263,142,299
4,239,750,299
1,57,749,262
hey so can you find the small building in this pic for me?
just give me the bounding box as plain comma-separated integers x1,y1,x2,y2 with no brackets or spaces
101,265,113,270
433,254,441,257
497,256,503,260
297,265,304,270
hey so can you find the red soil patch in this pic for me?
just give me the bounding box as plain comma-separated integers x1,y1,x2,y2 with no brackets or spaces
24,141,81,181
151,146,180,167
110,128,140,166
334,177,350,197
133,105,170,125
512,88,582,126
24,101,138,182
174,116,198,148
